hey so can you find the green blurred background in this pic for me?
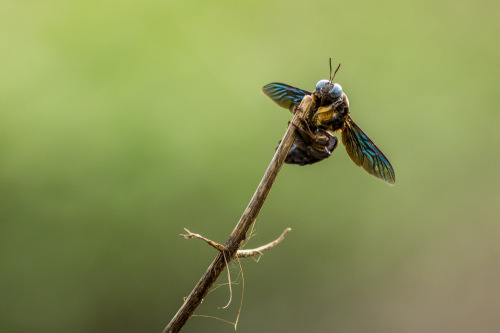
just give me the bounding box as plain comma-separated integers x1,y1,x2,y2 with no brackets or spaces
1,0,499,332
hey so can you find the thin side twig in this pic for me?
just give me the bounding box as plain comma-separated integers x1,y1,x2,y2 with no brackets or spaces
180,228,292,259
236,228,292,258
163,95,316,333
180,228,227,252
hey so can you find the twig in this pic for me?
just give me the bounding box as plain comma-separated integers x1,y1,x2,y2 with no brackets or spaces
163,95,316,333
180,228,292,259
180,228,227,252
236,228,291,258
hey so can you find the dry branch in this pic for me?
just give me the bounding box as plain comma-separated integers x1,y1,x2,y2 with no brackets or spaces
163,95,316,333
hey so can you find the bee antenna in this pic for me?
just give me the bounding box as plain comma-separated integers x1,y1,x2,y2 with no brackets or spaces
332,62,341,81
329,58,333,82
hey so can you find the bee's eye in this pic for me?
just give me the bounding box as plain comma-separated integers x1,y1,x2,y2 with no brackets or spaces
315,80,331,94
330,83,343,98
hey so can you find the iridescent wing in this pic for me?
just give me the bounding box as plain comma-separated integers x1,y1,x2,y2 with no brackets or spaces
341,116,396,185
262,83,311,112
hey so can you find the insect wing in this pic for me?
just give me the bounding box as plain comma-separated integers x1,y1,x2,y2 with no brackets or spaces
262,83,311,112
341,116,396,185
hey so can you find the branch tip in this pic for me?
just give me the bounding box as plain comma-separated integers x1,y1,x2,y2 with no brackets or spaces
180,228,227,252
236,227,292,258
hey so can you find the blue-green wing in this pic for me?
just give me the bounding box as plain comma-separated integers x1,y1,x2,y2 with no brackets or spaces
262,83,311,112
341,116,396,185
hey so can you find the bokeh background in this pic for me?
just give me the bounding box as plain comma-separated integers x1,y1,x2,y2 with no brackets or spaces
1,0,499,332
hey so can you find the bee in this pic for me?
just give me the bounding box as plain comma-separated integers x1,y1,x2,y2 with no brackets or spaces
263,60,395,185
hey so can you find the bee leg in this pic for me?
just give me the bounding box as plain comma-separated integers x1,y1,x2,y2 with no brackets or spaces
302,119,315,139
306,146,330,160
318,131,338,154
307,136,338,159
307,131,338,160
332,96,344,108
280,123,338,166
290,119,316,144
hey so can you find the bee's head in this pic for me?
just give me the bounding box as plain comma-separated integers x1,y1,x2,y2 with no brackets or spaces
315,80,343,100
314,59,343,102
